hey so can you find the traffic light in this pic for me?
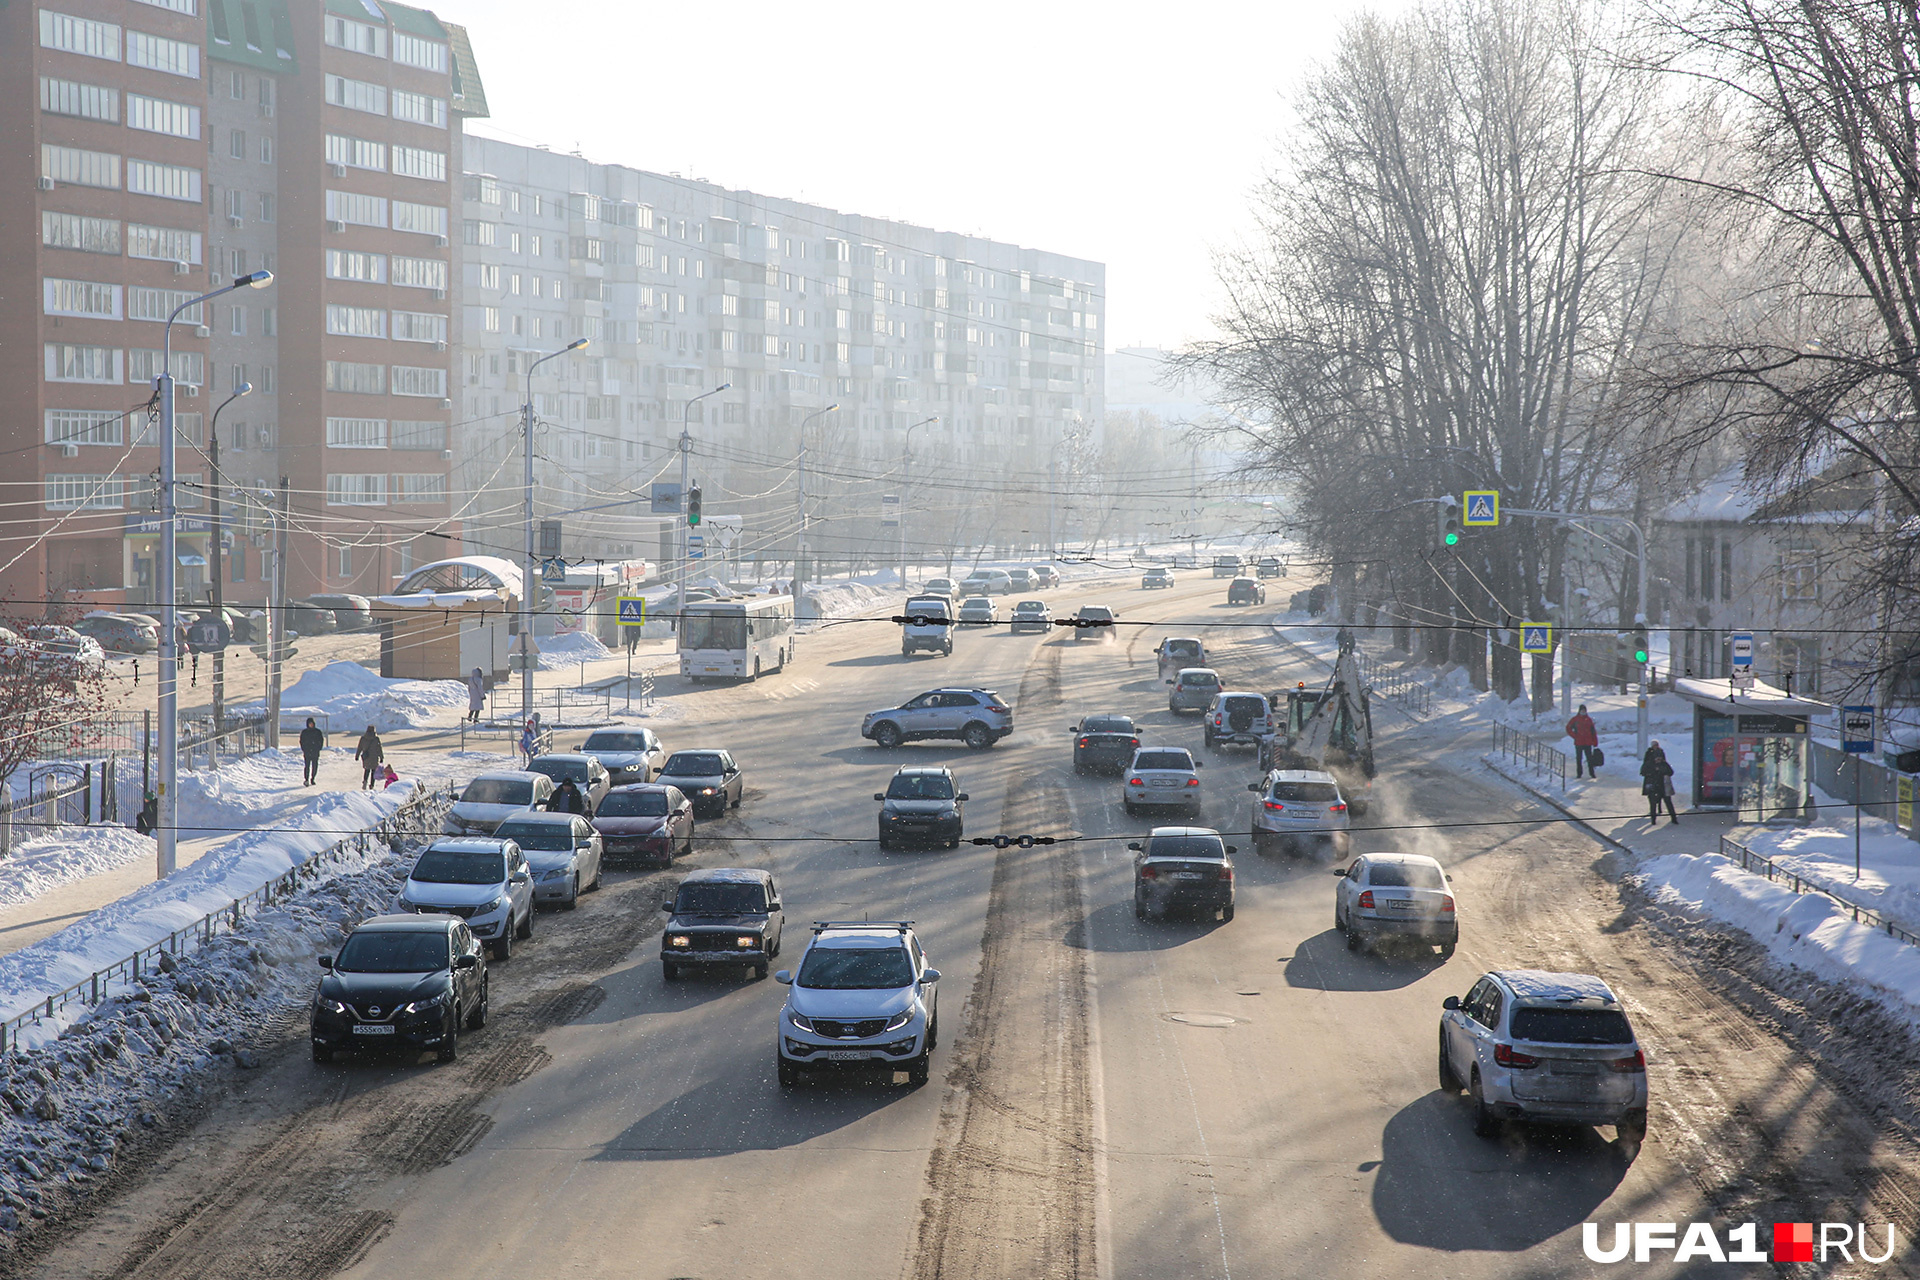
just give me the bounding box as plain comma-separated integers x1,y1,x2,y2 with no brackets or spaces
1632,626,1649,666
1436,499,1460,547
686,486,702,526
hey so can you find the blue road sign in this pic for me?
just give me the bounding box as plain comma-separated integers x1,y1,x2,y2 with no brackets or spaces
540,557,567,584
1730,632,1754,669
1842,706,1875,754
1520,623,1552,654
1463,490,1500,526
617,596,646,627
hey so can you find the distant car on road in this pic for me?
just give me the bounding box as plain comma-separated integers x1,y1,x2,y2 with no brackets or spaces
901,594,955,657
1006,568,1034,592
1213,554,1246,578
1204,692,1274,751
1335,853,1456,957
921,577,958,598
577,726,667,786
862,688,1012,750
1438,970,1646,1148
1141,566,1174,589
1131,827,1235,921
655,749,744,819
661,867,784,981
1008,599,1052,634
1070,714,1139,775
443,771,554,836
1227,576,1267,605
1256,556,1284,579
1167,667,1223,715
875,765,967,850
1155,637,1207,681
526,753,611,813
959,569,1013,597
1072,604,1115,641
76,613,156,655
284,601,338,636
310,914,487,1064
593,783,695,866
1248,769,1351,858
307,593,374,632
956,597,998,627
399,837,535,960
775,920,940,1087
1123,746,1204,816
493,812,602,909
1028,564,1060,588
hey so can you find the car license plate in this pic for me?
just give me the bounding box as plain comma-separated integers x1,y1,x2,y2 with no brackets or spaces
826,1050,871,1061
1171,871,1204,880
351,1024,396,1036
1150,778,1178,787
1552,1059,1601,1075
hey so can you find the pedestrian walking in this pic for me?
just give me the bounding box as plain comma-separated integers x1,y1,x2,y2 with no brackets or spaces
466,666,486,723
298,716,325,786
382,763,400,788
1565,704,1600,778
353,724,384,790
1640,740,1679,824
189,646,199,687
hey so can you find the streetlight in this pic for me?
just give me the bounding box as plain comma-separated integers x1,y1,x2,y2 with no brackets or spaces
155,268,271,880
675,383,729,618
899,416,937,590
207,379,252,733
519,337,589,729
794,403,839,589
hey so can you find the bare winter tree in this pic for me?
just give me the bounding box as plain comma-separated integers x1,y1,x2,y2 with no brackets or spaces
0,609,115,788
1183,0,1684,704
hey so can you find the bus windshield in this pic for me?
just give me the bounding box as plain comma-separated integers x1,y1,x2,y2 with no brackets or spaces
681,611,746,651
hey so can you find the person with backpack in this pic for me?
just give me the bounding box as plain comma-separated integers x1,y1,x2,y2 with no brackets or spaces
1565,704,1600,778
1641,741,1679,824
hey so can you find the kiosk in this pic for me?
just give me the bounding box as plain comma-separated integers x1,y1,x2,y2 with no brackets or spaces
1672,677,1827,822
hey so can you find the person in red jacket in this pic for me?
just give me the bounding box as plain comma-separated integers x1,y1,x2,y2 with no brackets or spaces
1565,704,1600,778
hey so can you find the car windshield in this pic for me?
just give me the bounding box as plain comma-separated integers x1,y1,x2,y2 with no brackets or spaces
960,600,992,611
1273,782,1341,803
1146,835,1225,860
493,822,574,850
334,931,449,973
1083,716,1132,733
583,732,648,752
1016,601,1045,612
1180,673,1217,686
598,790,669,817
681,612,747,651
1509,1007,1634,1045
1135,751,1192,771
460,778,531,805
675,883,766,914
887,774,954,799
906,598,950,615
1079,607,1113,620
797,945,915,989
1368,861,1446,889
1167,641,1202,657
411,849,506,885
661,753,723,776
529,759,589,783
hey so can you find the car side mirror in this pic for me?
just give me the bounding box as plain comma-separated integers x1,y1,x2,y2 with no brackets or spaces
1225,846,1237,855
1331,868,1346,877
455,954,479,970
921,969,941,984
774,969,793,984
1165,679,1175,685
662,901,676,912
1126,841,1142,852
956,793,969,802
1246,782,1260,792
1443,996,1462,1011
1193,760,1204,769
511,871,529,884
874,793,886,802
317,954,334,969
769,901,782,912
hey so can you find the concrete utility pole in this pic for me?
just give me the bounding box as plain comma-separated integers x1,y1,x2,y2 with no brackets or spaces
677,383,729,611
795,403,838,591
265,478,289,750
155,270,271,880
520,338,589,726
207,381,252,731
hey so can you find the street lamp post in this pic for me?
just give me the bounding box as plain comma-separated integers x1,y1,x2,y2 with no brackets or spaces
207,380,252,733
899,416,937,591
675,384,728,617
155,269,271,880
519,338,590,727
794,403,838,590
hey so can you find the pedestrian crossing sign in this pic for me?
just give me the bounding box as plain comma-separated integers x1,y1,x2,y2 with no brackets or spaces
1520,622,1552,654
1462,490,1500,527
617,596,646,627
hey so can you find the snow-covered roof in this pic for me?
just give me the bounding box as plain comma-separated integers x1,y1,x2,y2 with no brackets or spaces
377,555,523,608
1673,677,1829,717
1497,970,1618,1003
1658,464,1758,524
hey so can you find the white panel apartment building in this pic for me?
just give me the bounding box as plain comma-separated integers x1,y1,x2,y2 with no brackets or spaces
456,136,1105,576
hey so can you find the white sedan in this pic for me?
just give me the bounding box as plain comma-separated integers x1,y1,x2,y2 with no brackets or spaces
956,597,998,627
1333,852,1457,957
1122,746,1204,816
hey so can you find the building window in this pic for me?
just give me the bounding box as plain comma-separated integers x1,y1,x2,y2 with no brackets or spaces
126,222,201,265
325,249,387,283
38,11,120,60
325,361,386,395
325,304,386,338
463,219,494,246
391,256,448,291
391,145,446,182
393,473,447,502
325,134,386,170
44,343,121,384
44,475,123,510
45,409,124,447
41,145,120,190
127,159,202,203
124,30,200,78
392,201,448,237
335,545,353,578
325,190,388,227
41,77,118,122
42,211,121,255
390,31,447,72
258,193,275,222
391,89,447,128
482,307,499,332
325,475,386,507
229,129,247,160
258,367,274,393
392,310,447,344
325,417,387,449
124,91,198,137
389,420,447,451
127,286,201,323
390,366,447,398
229,304,246,336
227,363,246,390
259,136,272,164
43,278,121,319
262,308,275,336
478,264,499,289
323,14,385,56
126,348,202,386
230,547,245,582
324,74,387,116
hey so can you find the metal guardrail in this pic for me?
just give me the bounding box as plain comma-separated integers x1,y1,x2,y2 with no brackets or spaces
177,720,269,771
0,781,456,1054
1492,722,1569,791
0,763,111,857
483,685,616,729
457,720,555,757
1718,833,1920,948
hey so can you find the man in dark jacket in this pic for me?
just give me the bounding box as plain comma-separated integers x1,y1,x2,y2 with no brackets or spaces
1640,741,1678,824
1565,704,1600,778
353,725,384,790
548,777,587,815
299,717,325,785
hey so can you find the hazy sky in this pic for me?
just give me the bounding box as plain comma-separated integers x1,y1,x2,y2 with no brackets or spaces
453,0,1383,354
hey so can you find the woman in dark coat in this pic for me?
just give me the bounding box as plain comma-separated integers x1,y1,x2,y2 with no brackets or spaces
1640,740,1678,824
354,725,384,791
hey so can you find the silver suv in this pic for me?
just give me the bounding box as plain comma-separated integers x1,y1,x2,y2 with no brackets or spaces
862,688,1012,750
1203,692,1273,750
776,921,941,1087
1439,970,1648,1150
1247,768,1350,857
1167,667,1222,714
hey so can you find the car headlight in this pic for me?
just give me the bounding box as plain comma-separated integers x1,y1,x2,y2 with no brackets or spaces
401,993,448,1015
736,935,757,948
487,896,511,914
318,997,348,1015
883,1010,914,1032
540,868,570,881
699,787,717,796
668,935,690,948
788,1010,815,1032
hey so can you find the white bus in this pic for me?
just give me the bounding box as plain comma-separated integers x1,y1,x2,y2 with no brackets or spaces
679,595,796,681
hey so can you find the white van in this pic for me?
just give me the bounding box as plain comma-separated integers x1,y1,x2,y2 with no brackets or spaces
901,595,954,657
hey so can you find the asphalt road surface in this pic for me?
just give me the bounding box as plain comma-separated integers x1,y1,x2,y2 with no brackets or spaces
16,571,1920,1280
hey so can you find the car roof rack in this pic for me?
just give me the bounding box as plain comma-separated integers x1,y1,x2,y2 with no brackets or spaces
812,920,913,934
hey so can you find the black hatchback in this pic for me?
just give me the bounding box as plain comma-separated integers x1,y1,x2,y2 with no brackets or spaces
310,915,488,1064
1070,715,1140,775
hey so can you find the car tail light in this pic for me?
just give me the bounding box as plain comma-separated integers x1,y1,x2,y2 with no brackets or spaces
1129,777,1143,787
1079,737,1090,748
1264,801,1286,811
1440,895,1455,913
1186,778,1200,787
1494,1044,1539,1069
1328,803,1347,813
1608,1050,1646,1073
1130,738,1139,748
1217,865,1232,881
1213,716,1223,727
1139,865,1158,880
1357,890,1375,908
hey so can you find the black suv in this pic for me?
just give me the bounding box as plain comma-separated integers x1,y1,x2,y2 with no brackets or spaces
1227,577,1267,606
661,868,785,981
875,766,968,849
1070,714,1140,775
311,914,488,1064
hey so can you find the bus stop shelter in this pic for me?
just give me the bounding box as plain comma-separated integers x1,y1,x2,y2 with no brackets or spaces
1672,677,1828,822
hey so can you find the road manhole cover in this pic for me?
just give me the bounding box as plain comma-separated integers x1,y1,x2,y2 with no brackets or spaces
1163,1011,1239,1027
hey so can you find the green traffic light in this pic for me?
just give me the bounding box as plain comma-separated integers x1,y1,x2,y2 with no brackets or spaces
1444,531,1459,546
1634,648,1649,663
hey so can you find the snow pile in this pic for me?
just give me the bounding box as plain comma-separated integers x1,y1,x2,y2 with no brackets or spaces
538,630,611,670
1636,853,1920,1019
0,786,415,1026
798,579,892,624
249,661,466,732
171,748,331,841
0,827,152,913
0,847,414,1240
